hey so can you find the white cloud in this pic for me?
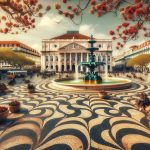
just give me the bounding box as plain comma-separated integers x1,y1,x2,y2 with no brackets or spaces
79,24,93,35
38,13,64,27
79,24,110,39
95,33,110,39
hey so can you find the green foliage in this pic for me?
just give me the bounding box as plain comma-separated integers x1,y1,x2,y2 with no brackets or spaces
0,48,35,68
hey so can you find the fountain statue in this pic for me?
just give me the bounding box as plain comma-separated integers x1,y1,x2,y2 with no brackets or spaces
81,35,105,84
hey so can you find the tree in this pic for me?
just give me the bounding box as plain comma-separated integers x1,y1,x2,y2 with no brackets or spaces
0,0,149,48
127,54,150,71
12,52,35,69
0,48,35,68
0,0,51,34
53,0,150,49
0,48,16,64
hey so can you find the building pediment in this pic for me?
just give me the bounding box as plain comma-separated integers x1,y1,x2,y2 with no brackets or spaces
59,42,86,51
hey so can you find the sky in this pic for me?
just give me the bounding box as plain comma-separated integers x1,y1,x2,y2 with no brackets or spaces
0,0,149,57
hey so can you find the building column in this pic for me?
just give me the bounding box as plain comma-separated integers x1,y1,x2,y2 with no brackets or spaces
70,53,72,71
75,53,77,71
58,54,61,72
41,54,45,71
80,53,83,72
64,53,67,71
105,55,108,73
100,55,103,72
53,55,55,71
109,56,112,72
105,55,108,64
86,53,89,72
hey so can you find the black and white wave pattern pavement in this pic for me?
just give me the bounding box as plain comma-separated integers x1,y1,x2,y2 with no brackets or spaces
0,79,150,150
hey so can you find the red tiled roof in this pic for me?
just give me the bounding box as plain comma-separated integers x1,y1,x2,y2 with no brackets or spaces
129,45,138,48
0,41,40,56
129,40,150,51
51,33,91,40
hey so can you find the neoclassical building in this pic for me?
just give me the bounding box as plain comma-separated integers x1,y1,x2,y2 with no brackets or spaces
41,31,113,72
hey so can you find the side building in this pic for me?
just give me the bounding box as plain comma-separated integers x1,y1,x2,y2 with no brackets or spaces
114,40,150,71
0,41,41,69
41,31,113,73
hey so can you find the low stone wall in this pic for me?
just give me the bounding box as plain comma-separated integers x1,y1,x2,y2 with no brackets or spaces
53,78,132,91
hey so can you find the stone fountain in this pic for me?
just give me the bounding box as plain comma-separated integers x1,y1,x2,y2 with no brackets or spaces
81,35,104,84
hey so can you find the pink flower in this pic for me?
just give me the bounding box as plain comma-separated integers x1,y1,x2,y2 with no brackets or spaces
109,30,115,35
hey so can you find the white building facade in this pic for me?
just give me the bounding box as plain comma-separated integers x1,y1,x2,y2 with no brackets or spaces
41,31,113,72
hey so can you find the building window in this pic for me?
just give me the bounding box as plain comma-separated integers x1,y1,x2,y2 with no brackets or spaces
51,65,53,69
54,44,57,48
50,56,53,61
46,56,48,61
55,56,58,61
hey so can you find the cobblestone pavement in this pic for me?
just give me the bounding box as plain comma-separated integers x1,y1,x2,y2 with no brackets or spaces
0,77,150,150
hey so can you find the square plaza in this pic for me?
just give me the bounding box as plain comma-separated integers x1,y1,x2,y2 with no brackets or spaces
0,0,150,150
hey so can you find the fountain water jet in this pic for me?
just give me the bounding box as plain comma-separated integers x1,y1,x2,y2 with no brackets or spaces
75,65,79,81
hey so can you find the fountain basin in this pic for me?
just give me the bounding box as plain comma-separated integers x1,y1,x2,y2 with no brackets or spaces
53,77,132,91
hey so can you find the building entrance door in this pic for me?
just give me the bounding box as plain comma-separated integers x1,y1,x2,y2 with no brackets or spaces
72,64,75,72
61,65,64,72
67,65,70,72
56,65,58,72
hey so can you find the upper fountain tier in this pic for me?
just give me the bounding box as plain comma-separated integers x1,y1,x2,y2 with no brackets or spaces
86,35,98,52
86,47,98,52
88,39,96,44
88,35,96,44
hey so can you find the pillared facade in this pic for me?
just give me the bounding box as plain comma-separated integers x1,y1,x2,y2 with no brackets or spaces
41,31,113,72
